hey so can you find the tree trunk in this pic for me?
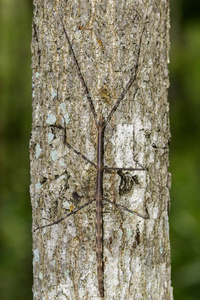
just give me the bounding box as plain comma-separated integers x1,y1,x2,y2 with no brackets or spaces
30,0,173,299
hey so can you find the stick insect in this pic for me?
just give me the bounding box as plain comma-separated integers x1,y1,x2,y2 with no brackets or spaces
35,12,149,298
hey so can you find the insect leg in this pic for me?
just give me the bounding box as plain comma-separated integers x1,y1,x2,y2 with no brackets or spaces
104,166,145,171
104,20,146,128
103,198,149,220
64,140,97,168
104,158,145,171
50,124,97,168
58,12,98,127
34,198,96,231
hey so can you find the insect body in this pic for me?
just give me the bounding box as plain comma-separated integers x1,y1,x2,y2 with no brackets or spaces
96,116,104,298
35,12,149,298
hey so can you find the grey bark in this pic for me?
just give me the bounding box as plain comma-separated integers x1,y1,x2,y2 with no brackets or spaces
30,0,173,299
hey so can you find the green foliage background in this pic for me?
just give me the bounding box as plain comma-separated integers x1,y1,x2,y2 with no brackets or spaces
0,0,199,299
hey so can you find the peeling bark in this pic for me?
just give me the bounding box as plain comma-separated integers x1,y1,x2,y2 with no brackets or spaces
30,0,173,299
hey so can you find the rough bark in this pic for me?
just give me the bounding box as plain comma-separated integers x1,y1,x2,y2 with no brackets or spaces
30,0,173,299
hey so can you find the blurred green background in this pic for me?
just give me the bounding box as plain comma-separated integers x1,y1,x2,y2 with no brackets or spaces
0,0,199,299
